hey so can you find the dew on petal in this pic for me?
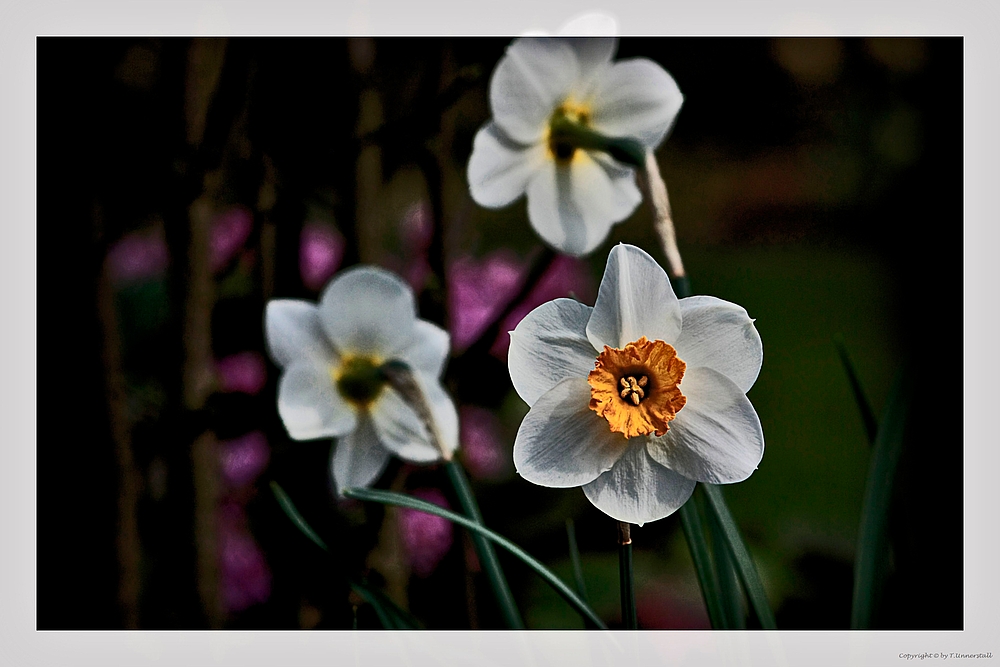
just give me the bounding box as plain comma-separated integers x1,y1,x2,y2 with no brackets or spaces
107,226,170,284
460,406,510,481
299,221,345,292
399,487,454,578
216,351,268,395
218,431,270,489
210,206,253,273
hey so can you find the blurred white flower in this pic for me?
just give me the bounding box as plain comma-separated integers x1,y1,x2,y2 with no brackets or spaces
467,38,683,256
521,11,618,37
265,266,458,493
508,244,764,525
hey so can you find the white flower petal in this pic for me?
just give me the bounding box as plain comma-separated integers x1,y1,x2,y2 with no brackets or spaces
508,298,598,406
319,266,417,358
331,415,391,495
421,374,460,458
265,300,333,369
590,57,684,149
647,366,764,484
369,374,457,462
673,296,763,393
582,442,696,525
467,122,548,208
513,378,627,488
525,151,641,257
490,38,580,144
277,361,357,441
560,37,618,86
397,319,451,379
586,243,681,350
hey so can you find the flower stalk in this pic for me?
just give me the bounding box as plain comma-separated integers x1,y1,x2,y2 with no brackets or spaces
378,358,524,628
639,150,686,280
445,460,525,629
617,521,637,630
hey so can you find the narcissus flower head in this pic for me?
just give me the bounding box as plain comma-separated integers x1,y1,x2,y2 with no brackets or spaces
265,266,458,494
508,244,764,525
467,38,683,256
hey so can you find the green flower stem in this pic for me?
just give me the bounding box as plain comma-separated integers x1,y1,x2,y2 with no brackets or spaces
444,459,525,629
679,498,726,628
851,362,914,628
346,486,608,629
549,116,646,169
617,521,637,630
702,484,777,629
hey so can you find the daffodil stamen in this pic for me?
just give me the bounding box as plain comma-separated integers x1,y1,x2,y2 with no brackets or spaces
619,375,648,405
547,102,592,164
588,337,687,439
333,355,386,408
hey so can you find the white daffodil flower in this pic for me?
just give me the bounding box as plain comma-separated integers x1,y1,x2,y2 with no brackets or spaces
265,266,458,494
467,38,683,257
508,244,764,525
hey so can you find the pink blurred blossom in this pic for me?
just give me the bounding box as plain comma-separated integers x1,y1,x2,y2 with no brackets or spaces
400,202,433,250
387,202,434,291
299,221,345,291
107,227,169,284
211,206,253,272
217,501,271,613
216,351,267,395
447,250,523,351
399,488,454,578
218,431,270,489
447,251,593,356
492,254,594,357
460,406,509,481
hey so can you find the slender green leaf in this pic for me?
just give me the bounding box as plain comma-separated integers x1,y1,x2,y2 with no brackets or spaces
349,577,422,630
345,486,609,629
851,362,913,628
679,498,727,628
270,481,329,551
833,334,878,445
565,518,589,602
702,484,777,629
444,460,525,629
269,481,420,630
706,492,746,629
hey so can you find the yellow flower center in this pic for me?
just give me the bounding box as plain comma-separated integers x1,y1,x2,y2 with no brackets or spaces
332,355,386,408
548,101,591,163
587,337,687,439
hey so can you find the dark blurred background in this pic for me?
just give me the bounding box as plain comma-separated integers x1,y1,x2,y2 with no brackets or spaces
37,37,962,630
